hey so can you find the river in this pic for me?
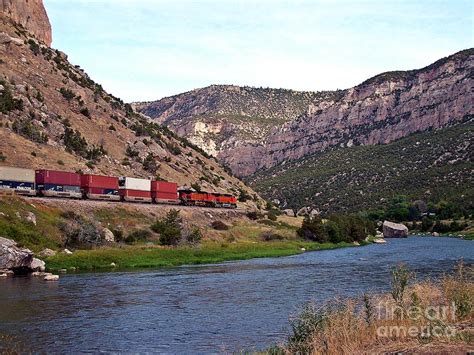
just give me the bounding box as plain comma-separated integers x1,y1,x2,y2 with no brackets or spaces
0,236,472,353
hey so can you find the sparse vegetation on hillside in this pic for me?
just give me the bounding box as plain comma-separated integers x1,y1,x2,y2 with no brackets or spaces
250,121,474,214
0,12,258,202
0,80,24,113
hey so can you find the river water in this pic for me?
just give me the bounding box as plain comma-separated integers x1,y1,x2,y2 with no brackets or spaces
0,236,472,353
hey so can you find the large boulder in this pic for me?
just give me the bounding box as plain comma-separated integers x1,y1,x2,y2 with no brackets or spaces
382,221,408,238
0,237,34,272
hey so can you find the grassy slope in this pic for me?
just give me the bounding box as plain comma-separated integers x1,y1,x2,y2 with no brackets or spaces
0,195,358,271
44,241,353,271
249,121,473,213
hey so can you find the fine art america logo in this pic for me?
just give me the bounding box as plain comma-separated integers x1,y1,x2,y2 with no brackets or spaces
376,301,457,338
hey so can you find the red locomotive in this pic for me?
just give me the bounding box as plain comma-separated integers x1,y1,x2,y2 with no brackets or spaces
178,189,237,208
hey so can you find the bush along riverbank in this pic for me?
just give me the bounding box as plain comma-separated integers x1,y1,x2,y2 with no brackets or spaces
0,196,377,273
267,261,473,354
44,210,376,271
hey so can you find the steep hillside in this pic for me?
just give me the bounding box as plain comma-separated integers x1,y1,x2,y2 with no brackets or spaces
0,11,259,205
137,49,473,176
248,119,473,214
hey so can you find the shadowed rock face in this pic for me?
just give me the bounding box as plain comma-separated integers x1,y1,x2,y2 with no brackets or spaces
0,0,52,45
137,49,473,177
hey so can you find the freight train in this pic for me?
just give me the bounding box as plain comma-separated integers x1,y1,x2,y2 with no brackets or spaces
0,166,238,208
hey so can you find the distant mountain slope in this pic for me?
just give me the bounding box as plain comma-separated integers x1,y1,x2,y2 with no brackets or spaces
0,11,259,204
135,85,339,157
248,119,473,214
137,49,473,177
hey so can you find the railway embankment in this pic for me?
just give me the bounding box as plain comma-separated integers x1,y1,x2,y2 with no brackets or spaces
0,195,362,273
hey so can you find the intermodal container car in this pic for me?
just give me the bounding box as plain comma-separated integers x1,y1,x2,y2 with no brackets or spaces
0,167,36,196
35,170,82,198
81,174,120,201
151,181,178,204
119,177,152,203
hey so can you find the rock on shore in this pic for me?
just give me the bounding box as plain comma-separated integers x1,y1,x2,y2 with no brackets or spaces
382,221,408,238
0,237,47,274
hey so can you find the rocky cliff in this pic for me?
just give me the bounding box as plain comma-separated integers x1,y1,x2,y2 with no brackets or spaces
137,49,473,176
1,0,52,45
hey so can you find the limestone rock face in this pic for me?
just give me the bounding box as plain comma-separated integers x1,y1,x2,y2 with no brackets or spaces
0,0,52,45
382,221,408,238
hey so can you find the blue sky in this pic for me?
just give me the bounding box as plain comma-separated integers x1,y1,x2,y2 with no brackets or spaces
44,0,472,102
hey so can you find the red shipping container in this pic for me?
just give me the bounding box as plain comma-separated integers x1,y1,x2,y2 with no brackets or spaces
155,192,178,200
81,174,118,189
151,181,177,194
120,189,152,202
35,170,81,186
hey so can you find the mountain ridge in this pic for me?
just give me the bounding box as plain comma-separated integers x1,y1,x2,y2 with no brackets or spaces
137,48,473,176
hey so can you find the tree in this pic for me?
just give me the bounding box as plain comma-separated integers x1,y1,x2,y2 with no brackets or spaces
151,209,182,246
143,153,158,173
297,216,328,243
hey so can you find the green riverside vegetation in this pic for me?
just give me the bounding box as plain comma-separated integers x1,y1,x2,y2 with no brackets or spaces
0,196,366,272
44,240,354,271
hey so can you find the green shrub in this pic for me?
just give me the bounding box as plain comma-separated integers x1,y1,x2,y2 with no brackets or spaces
260,231,284,241
0,81,24,113
59,213,102,248
191,182,201,192
151,209,182,246
125,145,139,158
0,152,6,162
268,212,278,221
297,215,327,242
246,211,263,220
166,142,182,155
238,188,251,202
12,119,48,144
143,153,158,173
27,39,40,56
80,107,91,118
125,229,152,244
184,227,202,245
59,87,75,101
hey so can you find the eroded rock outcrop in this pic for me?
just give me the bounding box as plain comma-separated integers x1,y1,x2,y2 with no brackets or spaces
0,0,52,45
0,237,33,273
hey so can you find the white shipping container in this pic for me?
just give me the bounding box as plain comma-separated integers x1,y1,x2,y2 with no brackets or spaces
119,177,151,191
0,167,35,183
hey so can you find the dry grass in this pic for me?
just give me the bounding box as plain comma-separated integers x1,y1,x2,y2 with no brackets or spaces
271,261,473,355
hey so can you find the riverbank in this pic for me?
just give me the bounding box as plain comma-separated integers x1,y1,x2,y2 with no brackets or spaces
271,261,473,354
1,195,371,273
44,240,355,271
